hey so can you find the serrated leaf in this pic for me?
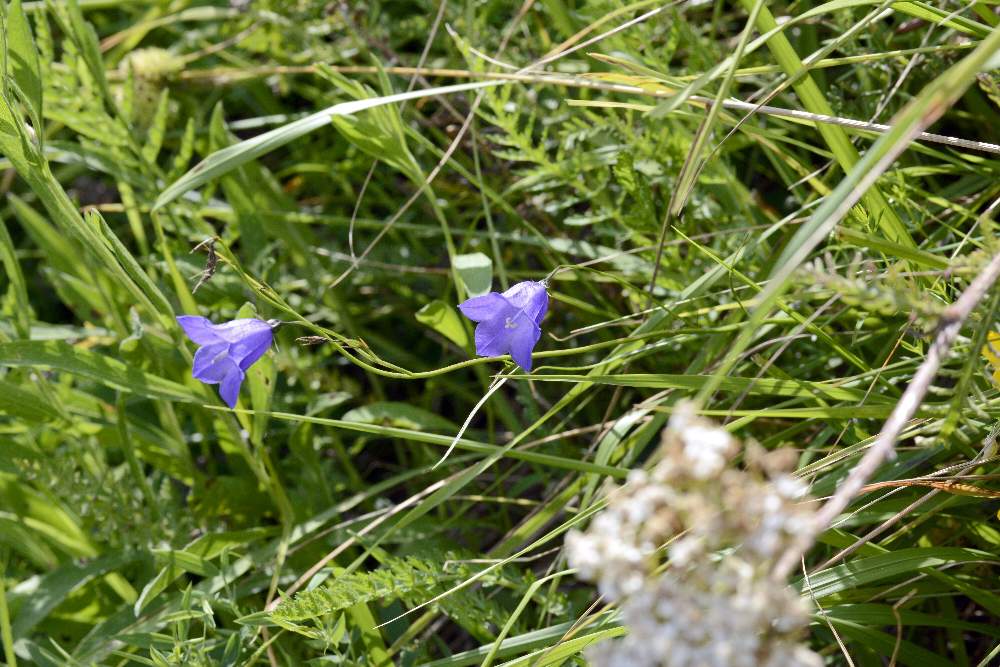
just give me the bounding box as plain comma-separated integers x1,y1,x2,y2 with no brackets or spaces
63,0,111,103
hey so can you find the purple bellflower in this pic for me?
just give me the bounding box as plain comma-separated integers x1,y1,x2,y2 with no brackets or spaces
458,280,548,371
177,316,275,408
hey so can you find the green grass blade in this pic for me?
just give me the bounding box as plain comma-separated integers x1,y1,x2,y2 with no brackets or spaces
153,80,501,209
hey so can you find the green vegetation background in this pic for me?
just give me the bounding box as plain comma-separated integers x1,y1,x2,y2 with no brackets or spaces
3,0,1000,664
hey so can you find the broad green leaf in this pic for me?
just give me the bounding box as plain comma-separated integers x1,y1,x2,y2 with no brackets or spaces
0,74,32,165
4,0,42,122
0,378,59,422
835,227,949,269
453,252,493,298
0,474,96,559
9,551,139,639
829,617,955,667
416,299,469,347
798,547,996,599
417,621,604,667
491,628,625,667
347,600,391,665
827,603,1000,638
0,516,56,568
924,569,1000,618
0,340,198,402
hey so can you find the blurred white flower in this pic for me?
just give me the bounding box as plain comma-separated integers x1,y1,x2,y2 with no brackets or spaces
567,404,821,667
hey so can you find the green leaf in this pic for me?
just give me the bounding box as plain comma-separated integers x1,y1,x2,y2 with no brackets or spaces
0,340,199,402
798,547,996,599
828,603,1000,638
0,213,31,337
4,0,42,122
62,0,111,104
835,226,949,269
153,80,500,209
0,378,59,422
140,87,170,163
319,66,420,180
270,557,446,623
9,551,139,640
415,299,469,347
417,621,607,667
453,252,493,298
91,210,174,318
135,529,271,614
828,617,956,667
0,474,97,559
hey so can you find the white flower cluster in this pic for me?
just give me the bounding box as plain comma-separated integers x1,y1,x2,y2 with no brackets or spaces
566,405,821,667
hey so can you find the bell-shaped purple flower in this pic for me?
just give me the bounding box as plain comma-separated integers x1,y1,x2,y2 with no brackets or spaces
177,316,274,408
458,280,548,371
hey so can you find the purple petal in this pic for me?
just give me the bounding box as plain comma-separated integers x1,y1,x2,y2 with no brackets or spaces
229,327,273,371
210,318,273,344
506,312,541,371
474,317,512,357
501,281,548,325
192,343,237,383
218,367,245,408
458,293,508,322
177,316,224,345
